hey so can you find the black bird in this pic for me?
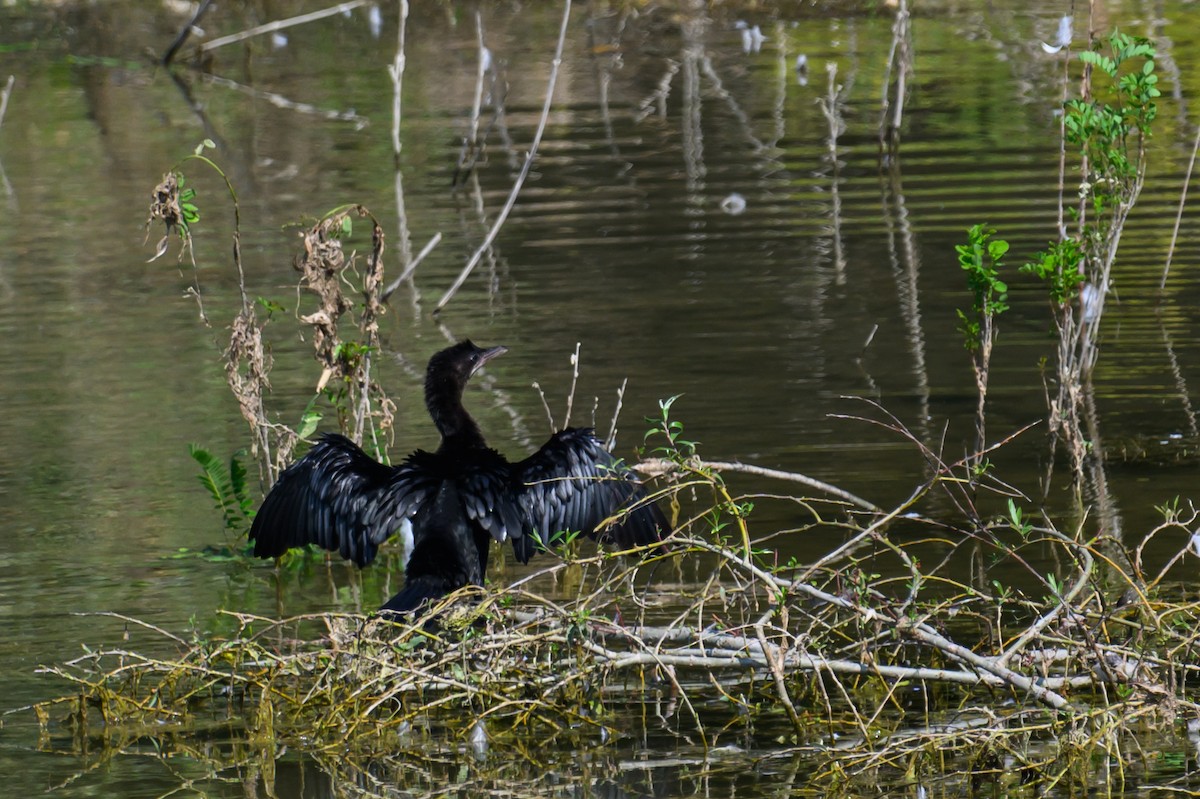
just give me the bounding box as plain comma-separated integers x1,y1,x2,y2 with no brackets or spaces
249,341,668,615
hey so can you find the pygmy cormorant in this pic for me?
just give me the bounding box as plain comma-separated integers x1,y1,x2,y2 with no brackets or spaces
249,341,668,614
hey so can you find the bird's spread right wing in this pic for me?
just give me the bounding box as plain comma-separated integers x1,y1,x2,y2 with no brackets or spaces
514,428,668,559
249,433,439,567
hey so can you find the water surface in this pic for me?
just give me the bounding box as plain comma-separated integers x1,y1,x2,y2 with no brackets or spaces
3,1,1200,795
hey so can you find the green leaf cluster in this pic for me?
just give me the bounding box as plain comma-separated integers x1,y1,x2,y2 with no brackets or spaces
643,395,697,461
1023,33,1157,314
1020,239,1084,306
955,223,1009,352
190,445,255,535
176,175,200,234
1065,33,1158,209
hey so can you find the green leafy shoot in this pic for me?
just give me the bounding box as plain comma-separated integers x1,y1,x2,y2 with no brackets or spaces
190,444,255,535
1021,239,1085,306
644,395,697,460
955,223,1009,352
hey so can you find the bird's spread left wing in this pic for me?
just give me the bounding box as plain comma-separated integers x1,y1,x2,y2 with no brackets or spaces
249,433,439,567
514,428,667,559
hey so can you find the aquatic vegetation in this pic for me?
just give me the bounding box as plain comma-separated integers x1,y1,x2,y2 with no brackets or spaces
24,404,1200,792
1022,32,1160,480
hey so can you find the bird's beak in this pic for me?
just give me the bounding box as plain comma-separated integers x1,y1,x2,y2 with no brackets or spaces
474,345,508,374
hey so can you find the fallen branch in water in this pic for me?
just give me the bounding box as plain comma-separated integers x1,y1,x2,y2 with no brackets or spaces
199,0,373,54
382,231,441,301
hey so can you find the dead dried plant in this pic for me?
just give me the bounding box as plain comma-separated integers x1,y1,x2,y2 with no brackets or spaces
147,153,396,495
293,206,395,450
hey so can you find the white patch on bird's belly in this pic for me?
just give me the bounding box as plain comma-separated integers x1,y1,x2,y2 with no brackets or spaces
398,518,415,570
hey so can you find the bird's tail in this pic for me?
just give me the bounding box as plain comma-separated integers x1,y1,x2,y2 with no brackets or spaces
378,575,454,617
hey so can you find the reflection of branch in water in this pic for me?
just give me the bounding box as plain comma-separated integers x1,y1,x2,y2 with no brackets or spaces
165,70,256,197
0,74,15,130
451,171,504,310
680,16,706,216
201,72,368,127
389,3,416,315
166,70,225,150
388,169,421,314
453,10,490,188
0,75,11,207
162,0,214,64
878,0,912,144
1081,380,1128,575
586,4,635,179
1158,307,1199,439
769,21,787,150
451,11,521,184
0,155,14,214
388,0,409,160
436,0,573,312
878,151,931,444
818,62,847,285
634,59,680,123
486,41,520,175
1143,14,1188,131
699,56,765,152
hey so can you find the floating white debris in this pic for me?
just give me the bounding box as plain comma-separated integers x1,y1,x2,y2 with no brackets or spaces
1041,15,1072,53
469,720,489,759
481,46,493,73
719,193,747,215
796,53,809,85
736,21,765,53
368,5,383,39
1080,282,1102,323
741,24,766,54
709,744,745,757
271,32,288,49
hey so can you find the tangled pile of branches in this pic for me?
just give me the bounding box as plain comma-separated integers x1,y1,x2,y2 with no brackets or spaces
26,457,1200,776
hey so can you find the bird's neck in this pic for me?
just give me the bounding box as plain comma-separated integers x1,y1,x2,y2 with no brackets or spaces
427,379,487,451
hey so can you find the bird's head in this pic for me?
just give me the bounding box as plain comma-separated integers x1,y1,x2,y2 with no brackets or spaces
427,340,508,391
425,341,508,442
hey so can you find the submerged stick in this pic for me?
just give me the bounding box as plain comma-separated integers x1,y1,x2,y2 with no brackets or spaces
435,0,572,313
200,0,372,54
381,231,441,301
1160,121,1200,291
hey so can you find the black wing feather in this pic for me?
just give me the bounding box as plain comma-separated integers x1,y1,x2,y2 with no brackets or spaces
515,428,667,554
459,450,526,550
249,433,437,567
